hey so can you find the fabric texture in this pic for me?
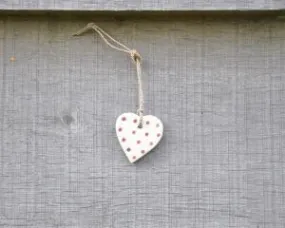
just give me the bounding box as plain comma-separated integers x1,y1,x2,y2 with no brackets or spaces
0,17,284,228
0,0,285,10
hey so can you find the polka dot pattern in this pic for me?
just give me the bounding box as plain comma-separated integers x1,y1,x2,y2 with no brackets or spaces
116,113,163,163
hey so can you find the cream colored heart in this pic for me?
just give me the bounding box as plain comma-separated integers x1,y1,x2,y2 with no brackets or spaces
116,113,163,163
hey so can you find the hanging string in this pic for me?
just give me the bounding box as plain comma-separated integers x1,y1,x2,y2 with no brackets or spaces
73,23,144,126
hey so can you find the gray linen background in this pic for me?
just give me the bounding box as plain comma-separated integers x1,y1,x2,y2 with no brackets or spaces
1,0,285,10
0,16,285,228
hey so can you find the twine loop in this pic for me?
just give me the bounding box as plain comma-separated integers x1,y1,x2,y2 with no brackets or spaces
73,23,145,126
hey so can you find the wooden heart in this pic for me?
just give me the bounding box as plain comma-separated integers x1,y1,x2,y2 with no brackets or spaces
116,113,163,163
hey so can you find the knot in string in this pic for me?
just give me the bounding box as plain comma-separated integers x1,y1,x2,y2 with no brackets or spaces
130,49,141,63
73,23,145,126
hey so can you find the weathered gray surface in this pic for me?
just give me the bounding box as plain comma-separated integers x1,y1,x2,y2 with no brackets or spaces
1,0,285,10
0,17,285,228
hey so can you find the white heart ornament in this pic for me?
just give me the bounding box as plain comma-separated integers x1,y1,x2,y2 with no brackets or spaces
116,113,163,163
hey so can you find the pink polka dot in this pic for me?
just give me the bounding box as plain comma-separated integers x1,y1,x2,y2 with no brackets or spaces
137,140,141,144
127,148,131,152
133,119,137,123
132,130,136,134
146,121,150,125
122,117,126,121
122,138,126,142
141,150,145,154
118,128,122,132
157,133,161,137
145,132,149,136
150,142,153,146
133,156,136,160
